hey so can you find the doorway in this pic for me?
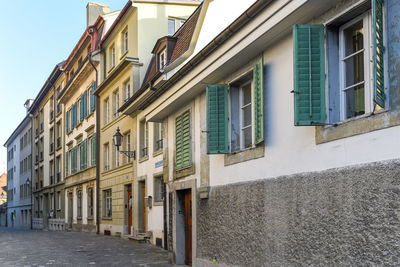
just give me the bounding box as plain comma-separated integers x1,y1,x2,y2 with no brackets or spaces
176,189,192,266
138,181,146,233
126,185,132,235
68,192,73,229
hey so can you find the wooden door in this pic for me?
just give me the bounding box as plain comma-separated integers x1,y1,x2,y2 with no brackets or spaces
184,190,192,266
141,182,146,232
128,189,132,235
68,193,73,228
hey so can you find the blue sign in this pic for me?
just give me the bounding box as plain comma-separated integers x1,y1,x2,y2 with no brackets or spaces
155,160,163,168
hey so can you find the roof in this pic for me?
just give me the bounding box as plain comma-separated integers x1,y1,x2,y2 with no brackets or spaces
3,114,31,147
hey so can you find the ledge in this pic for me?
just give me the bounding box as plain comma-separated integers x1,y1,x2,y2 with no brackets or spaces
316,109,400,144
139,155,149,163
173,163,195,180
224,145,264,166
153,149,163,157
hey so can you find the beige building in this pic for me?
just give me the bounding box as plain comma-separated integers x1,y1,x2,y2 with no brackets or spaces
31,63,65,230
95,0,199,243
58,3,118,232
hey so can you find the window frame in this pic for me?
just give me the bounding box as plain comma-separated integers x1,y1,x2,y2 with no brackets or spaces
103,189,112,218
109,44,116,69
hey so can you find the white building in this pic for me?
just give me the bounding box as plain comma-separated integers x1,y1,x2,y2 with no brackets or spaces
4,99,34,229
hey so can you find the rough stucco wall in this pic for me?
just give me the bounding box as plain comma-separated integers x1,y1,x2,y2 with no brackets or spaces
198,159,400,266
388,0,400,109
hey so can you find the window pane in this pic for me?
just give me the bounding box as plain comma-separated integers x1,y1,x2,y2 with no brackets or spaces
168,19,175,35
346,85,365,118
345,52,364,87
242,105,252,127
344,20,363,56
243,127,252,148
242,83,251,105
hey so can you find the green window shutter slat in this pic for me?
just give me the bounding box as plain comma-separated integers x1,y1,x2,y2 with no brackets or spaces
373,0,385,108
175,110,191,170
84,139,88,169
293,24,326,126
91,82,96,112
206,84,228,154
253,58,264,145
65,151,69,176
80,95,84,122
66,110,69,134
92,135,96,165
74,103,77,128
83,91,88,118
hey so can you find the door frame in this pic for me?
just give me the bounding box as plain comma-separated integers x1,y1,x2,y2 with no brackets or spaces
68,192,73,229
172,179,196,266
125,184,132,235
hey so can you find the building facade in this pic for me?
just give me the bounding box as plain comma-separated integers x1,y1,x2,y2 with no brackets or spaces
4,103,33,229
95,0,199,243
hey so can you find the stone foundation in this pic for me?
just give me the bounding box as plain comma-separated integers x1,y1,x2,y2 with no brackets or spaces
197,159,400,266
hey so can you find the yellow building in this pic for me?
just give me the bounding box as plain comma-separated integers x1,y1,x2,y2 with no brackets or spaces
58,3,118,232
95,0,199,242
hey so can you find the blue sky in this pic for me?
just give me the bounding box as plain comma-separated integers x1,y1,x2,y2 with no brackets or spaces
0,1,126,173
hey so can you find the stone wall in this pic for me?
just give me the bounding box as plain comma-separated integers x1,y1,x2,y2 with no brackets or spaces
197,159,400,266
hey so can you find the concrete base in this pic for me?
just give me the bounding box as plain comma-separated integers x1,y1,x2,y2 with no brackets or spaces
197,159,400,266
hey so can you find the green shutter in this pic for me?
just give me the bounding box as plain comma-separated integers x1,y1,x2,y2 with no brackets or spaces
80,144,83,170
66,110,69,134
73,103,77,128
80,95,84,122
84,139,87,169
65,151,69,176
253,58,264,144
175,110,191,170
293,24,326,126
84,91,88,118
91,82,96,112
206,84,228,154
373,0,385,108
92,135,96,165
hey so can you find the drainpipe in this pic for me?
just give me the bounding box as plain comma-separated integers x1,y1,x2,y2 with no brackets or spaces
87,28,100,234
53,84,57,219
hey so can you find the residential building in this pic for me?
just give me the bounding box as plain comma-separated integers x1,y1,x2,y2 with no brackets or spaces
94,0,200,243
121,0,400,265
4,101,33,229
58,3,117,232
30,63,65,231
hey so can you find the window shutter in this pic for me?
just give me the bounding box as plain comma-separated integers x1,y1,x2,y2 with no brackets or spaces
175,110,191,170
65,151,69,176
293,24,326,126
71,148,75,174
91,82,96,112
80,145,83,170
253,58,264,144
92,135,96,165
84,91,88,118
74,103,77,128
84,139,88,169
80,96,84,122
66,110,69,134
373,0,385,108
206,84,228,154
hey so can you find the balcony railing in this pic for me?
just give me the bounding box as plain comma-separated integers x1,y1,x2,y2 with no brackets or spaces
50,110,54,121
35,128,39,137
57,137,61,148
40,123,43,132
50,143,54,153
57,172,60,183
35,155,39,165
141,147,148,158
40,152,43,161
104,165,110,171
155,139,163,151
35,182,39,190
50,175,54,185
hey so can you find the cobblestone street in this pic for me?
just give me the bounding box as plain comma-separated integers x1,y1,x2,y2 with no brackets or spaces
0,227,173,266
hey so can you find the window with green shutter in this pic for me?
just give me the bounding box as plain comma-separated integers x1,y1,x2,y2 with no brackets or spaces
373,0,385,108
293,24,326,126
206,84,228,154
66,110,70,134
80,96,84,122
91,82,96,112
65,151,69,176
91,135,96,166
175,110,191,170
253,58,264,144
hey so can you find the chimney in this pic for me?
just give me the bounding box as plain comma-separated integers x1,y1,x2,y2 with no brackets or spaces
86,2,110,27
24,99,34,114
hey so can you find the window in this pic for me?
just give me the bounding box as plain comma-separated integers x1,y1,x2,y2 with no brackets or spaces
50,193,54,211
91,135,96,166
103,189,112,218
112,143,119,168
153,176,163,203
168,17,185,35
123,80,130,102
88,188,93,218
139,121,148,158
77,190,82,218
57,191,61,210
159,49,167,70
56,156,61,183
112,90,119,118
109,44,116,69
153,122,163,152
122,28,128,54
339,13,371,120
104,98,110,124
293,4,385,126
175,110,191,169
124,132,131,164
104,143,109,171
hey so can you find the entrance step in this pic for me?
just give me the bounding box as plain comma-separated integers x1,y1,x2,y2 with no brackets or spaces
125,235,146,243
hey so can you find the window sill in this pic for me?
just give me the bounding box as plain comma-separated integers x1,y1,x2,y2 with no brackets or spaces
316,109,400,144
120,50,128,60
153,201,163,206
139,155,149,163
153,149,163,157
224,145,265,166
173,163,195,180
102,217,112,220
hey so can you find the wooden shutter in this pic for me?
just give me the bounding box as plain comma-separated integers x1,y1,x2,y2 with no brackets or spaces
253,58,264,144
175,110,191,170
65,151,69,176
206,84,228,154
293,24,326,126
84,139,87,169
65,110,69,134
80,96,84,122
91,82,96,112
92,135,96,165
373,0,385,108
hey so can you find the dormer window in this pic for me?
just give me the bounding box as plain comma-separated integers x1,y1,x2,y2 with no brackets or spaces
159,49,167,71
